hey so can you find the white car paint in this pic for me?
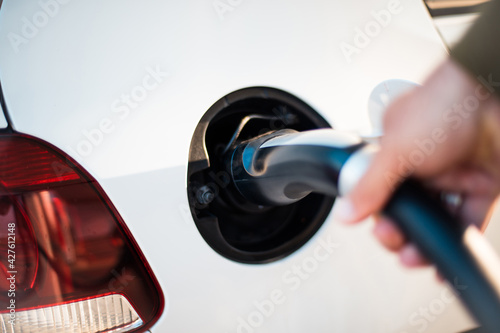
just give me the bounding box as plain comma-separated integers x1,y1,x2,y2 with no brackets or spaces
0,0,478,332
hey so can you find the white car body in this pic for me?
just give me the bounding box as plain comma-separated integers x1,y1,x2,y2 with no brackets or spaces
0,0,480,332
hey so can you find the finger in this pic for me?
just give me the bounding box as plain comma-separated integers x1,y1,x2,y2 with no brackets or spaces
423,168,499,229
459,194,498,230
372,217,406,252
428,169,499,197
399,244,430,268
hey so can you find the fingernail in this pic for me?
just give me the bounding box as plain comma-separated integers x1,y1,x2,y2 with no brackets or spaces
334,198,356,224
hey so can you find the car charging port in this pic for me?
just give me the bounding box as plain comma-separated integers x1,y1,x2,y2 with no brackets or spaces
187,87,334,263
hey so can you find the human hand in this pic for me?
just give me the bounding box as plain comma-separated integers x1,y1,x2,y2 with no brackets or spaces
336,59,500,267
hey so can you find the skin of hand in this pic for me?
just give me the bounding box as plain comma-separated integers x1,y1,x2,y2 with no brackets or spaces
335,58,500,268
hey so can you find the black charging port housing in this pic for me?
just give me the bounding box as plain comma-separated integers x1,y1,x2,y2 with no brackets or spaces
187,87,334,263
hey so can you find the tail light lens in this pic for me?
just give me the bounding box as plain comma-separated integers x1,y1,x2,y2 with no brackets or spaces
0,134,164,332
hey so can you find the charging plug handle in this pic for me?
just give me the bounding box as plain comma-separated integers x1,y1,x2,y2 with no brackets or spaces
229,129,500,333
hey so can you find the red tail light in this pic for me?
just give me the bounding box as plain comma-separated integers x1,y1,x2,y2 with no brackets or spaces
0,134,164,332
